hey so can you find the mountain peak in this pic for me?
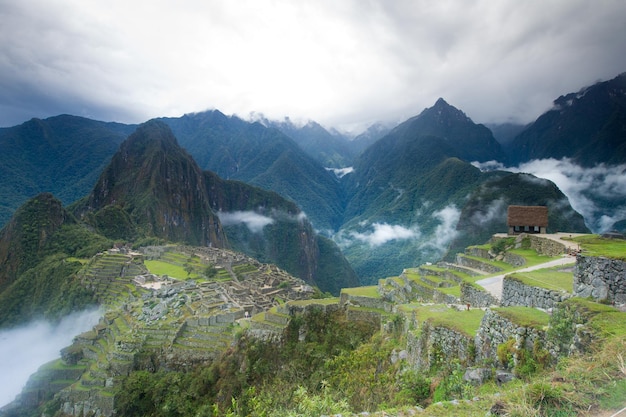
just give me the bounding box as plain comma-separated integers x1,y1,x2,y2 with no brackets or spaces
434,97,449,107
83,122,227,247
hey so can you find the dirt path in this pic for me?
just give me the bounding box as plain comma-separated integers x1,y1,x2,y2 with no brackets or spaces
476,233,584,299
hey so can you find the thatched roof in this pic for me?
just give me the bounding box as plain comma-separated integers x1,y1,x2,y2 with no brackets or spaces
507,205,548,226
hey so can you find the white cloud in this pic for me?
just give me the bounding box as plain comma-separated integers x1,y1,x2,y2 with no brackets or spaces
217,210,274,233
348,222,420,247
0,308,101,407
326,167,354,178
473,158,626,232
429,205,461,250
1,1,625,130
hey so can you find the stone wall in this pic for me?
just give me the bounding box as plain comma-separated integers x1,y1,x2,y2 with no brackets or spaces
529,235,567,256
460,282,499,308
574,255,626,304
474,309,549,366
406,321,475,371
456,254,503,274
501,276,571,310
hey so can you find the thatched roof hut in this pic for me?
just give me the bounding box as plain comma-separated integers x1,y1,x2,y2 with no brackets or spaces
507,205,548,234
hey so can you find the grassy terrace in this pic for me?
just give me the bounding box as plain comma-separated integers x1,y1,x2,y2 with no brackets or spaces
492,306,550,329
572,234,626,260
144,259,201,280
341,285,381,298
507,266,573,292
398,304,485,336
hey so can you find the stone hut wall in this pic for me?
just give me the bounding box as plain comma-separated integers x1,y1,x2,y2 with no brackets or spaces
501,276,571,310
574,255,626,304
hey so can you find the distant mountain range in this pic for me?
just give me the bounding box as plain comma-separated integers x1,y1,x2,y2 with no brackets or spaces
1,72,625,286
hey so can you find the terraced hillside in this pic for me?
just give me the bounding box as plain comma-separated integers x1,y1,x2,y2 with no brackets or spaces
6,245,315,416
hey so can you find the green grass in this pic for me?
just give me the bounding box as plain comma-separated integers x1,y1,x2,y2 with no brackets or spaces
493,306,550,329
341,285,381,298
398,304,485,336
507,266,573,292
571,234,626,260
144,260,200,280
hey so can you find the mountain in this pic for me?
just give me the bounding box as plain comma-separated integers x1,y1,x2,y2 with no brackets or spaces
74,121,228,247
485,122,526,150
337,99,585,282
0,115,135,227
263,117,357,168
0,193,110,326
72,120,356,293
508,73,626,166
160,111,345,232
350,121,394,154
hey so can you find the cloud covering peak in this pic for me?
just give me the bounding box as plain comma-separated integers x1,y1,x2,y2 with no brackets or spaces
1,1,625,131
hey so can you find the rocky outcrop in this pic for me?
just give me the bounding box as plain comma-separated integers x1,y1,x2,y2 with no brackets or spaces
574,254,626,304
501,276,571,309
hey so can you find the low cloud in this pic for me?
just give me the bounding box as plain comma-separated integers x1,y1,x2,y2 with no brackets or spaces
348,222,420,247
471,197,508,228
326,167,354,178
428,205,461,251
0,308,101,407
217,210,274,233
472,158,626,232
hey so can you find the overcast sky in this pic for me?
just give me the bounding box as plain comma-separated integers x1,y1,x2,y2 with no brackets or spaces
1,0,625,132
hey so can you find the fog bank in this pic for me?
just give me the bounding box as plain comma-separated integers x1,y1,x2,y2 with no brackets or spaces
0,308,102,407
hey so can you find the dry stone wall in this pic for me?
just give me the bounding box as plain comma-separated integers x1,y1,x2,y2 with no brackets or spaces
474,309,550,365
574,254,626,304
460,282,499,308
501,276,571,309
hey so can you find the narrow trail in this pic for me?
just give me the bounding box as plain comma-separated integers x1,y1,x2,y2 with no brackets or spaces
475,255,576,300
475,233,585,300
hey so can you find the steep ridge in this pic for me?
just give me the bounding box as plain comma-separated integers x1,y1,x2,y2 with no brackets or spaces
76,120,227,248
161,111,345,232
508,72,626,166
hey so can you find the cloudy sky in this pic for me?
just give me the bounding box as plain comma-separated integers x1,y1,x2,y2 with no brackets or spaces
1,0,625,131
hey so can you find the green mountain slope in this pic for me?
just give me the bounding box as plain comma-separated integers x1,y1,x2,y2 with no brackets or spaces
0,193,111,326
0,115,134,227
161,111,345,232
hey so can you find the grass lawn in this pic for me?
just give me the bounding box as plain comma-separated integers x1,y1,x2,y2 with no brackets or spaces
144,260,200,280
571,234,626,260
507,266,573,292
